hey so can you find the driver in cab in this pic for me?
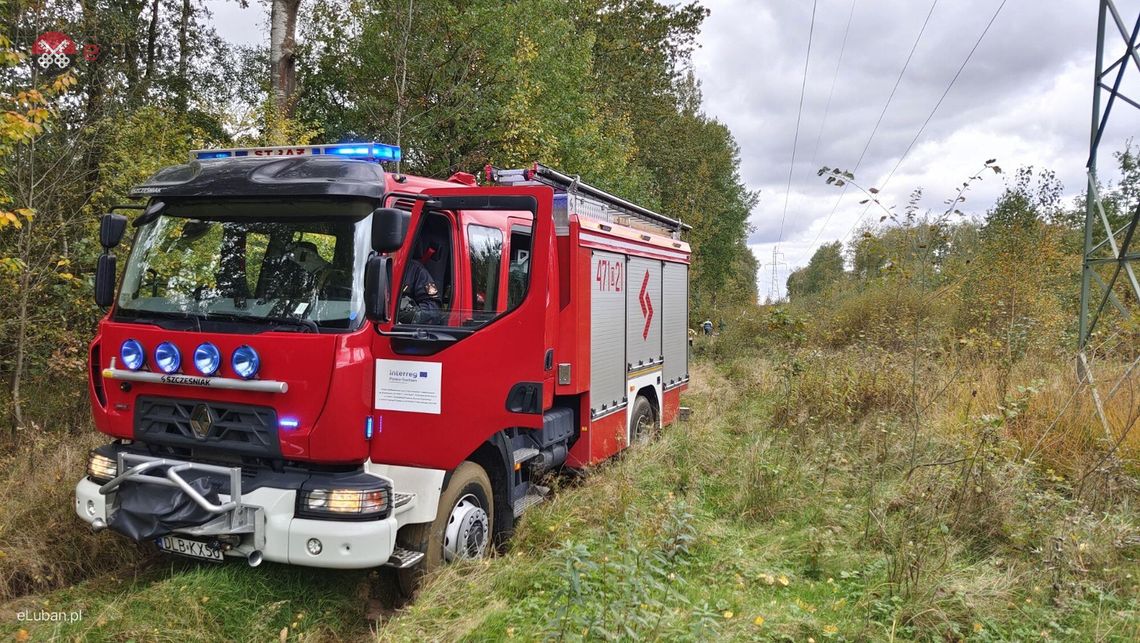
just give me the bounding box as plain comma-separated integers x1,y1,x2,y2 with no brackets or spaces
398,259,443,323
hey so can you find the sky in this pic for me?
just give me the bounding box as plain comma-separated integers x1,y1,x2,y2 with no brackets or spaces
207,0,1140,298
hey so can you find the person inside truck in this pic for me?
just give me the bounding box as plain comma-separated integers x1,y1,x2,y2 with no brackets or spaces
398,255,444,323
398,212,452,324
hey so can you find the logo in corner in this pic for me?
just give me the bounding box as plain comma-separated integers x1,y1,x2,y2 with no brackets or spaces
32,32,76,74
638,270,653,340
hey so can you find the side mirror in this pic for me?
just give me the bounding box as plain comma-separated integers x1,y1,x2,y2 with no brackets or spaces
100,213,128,249
95,254,116,308
364,254,391,322
371,208,409,253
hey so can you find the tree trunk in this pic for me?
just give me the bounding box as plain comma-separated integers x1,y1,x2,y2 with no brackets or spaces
10,136,36,432
177,0,192,110
269,0,303,118
393,0,415,173
143,0,160,89
80,0,105,196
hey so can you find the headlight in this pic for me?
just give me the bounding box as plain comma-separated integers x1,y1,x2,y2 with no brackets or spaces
154,341,181,374
231,345,260,380
297,485,390,520
193,342,221,376
86,451,117,483
120,339,145,371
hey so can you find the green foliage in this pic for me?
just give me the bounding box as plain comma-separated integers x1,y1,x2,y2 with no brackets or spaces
787,241,845,299
86,107,203,216
541,503,720,641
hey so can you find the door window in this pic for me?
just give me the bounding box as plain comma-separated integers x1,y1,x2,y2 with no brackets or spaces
507,227,532,310
397,212,455,324
468,224,504,320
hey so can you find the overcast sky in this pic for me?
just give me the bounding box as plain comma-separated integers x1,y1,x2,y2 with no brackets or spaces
207,0,1140,298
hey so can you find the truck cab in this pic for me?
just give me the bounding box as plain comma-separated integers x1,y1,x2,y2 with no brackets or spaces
76,143,690,583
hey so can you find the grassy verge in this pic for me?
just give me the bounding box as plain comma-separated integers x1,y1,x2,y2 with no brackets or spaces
2,351,1138,641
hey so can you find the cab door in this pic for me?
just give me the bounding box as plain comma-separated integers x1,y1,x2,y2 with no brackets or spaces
369,186,556,470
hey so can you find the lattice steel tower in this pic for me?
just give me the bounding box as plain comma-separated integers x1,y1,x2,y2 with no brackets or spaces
1078,0,1140,461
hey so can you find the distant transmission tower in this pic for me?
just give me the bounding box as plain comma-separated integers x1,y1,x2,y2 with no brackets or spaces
765,247,788,303
1077,0,1140,468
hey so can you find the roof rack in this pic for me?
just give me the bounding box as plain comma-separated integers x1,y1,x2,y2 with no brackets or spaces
487,163,690,237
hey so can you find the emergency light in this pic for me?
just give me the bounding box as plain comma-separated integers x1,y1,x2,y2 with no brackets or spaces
120,339,145,371
193,342,221,376
190,143,401,163
154,341,181,374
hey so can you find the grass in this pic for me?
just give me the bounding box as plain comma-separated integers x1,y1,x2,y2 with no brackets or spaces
2,348,1139,641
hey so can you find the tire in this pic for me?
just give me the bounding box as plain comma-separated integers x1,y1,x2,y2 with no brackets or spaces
631,395,657,445
395,461,494,596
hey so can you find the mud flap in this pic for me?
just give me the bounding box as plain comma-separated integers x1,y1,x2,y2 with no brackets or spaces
107,477,221,541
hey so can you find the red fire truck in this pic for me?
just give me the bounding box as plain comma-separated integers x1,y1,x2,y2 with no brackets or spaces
75,143,690,584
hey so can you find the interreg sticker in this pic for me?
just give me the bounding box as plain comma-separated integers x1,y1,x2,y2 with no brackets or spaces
374,359,442,414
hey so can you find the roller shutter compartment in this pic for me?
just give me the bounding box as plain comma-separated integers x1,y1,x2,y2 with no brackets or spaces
590,251,626,416
662,262,689,388
626,257,662,371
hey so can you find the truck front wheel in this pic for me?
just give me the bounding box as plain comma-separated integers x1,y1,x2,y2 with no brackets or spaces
396,461,494,595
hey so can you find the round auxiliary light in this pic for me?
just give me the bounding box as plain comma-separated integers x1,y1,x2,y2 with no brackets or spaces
120,339,145,371
154,342,181,374
193,342,221,376
231,345,260,380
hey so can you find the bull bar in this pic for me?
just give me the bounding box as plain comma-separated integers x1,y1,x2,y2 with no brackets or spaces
99,452,262,541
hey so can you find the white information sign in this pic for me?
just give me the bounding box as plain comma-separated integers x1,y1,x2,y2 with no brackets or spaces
374,359,442,414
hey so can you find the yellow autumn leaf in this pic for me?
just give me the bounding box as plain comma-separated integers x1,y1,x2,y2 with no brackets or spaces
723,610,733,619
753,615,765,626
778,574,790,586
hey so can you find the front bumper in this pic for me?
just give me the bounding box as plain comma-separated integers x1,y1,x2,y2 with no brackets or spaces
75,452,399,569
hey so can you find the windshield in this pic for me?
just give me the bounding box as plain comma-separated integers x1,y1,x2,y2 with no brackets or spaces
114,199,373,332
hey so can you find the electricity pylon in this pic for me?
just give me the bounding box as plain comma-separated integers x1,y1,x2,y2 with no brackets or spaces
766,247,788,303
1077,0,1140,471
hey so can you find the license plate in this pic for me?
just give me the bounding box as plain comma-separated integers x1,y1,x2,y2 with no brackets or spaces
155,535,224,562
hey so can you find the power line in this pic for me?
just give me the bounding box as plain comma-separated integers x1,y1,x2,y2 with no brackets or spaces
808,0,858,169
775,0,820,250
839,0,1010,245
808,0,940,253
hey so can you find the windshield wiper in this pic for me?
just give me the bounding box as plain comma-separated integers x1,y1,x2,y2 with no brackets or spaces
205,312,320,333
374,325,466,341
117,308,205,331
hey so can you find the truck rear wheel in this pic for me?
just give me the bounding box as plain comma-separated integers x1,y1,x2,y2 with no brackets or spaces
631,394,657,444
396,461,494,596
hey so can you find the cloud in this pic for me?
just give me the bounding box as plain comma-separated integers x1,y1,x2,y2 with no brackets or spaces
691,0,1140,295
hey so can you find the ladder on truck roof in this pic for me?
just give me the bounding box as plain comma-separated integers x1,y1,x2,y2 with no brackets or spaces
487,163,691,238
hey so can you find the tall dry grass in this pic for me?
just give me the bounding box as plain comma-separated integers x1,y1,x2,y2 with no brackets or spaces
0,428,144,601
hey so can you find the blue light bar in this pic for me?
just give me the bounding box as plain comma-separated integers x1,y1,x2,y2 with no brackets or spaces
279,417,300,430
191,142,401,163
321,143,401,161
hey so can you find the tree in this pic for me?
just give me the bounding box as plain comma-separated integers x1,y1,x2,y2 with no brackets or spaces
786,242,844,299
